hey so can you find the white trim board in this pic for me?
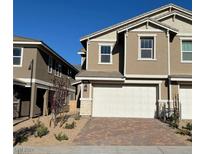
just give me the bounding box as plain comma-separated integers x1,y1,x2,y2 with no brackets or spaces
75,77,125,81
131,29,163,32
80,98,93,101
98,42,114,64
118,19,178,33
90,39,117,42
125,74,168,78
170,78,192,81
156,12,192,21
16,78,76,92
125,80,162,84
13,47,23,67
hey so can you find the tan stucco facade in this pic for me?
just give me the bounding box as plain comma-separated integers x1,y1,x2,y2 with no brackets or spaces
87,41,120,72
126,31,168,75
13,47,38,79
170,36,192,75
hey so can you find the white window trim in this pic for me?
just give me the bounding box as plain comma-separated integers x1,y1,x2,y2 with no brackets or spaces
13,47,23,67
180,38,192,63
48,56,53,74
55,62,62,77
137,34,157,60
98,43,113,64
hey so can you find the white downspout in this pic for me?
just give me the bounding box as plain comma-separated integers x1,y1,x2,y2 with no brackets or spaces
124,30,128,75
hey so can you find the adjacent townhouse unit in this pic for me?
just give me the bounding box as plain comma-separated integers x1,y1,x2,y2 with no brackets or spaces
76,3,192,119
13,36,79,118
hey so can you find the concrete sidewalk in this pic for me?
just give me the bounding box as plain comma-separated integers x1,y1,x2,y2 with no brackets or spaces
14,146,192,154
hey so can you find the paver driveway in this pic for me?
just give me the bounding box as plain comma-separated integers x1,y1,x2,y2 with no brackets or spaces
72,118,189,146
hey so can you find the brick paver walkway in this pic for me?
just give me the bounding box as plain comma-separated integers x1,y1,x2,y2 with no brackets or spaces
72,118,189,146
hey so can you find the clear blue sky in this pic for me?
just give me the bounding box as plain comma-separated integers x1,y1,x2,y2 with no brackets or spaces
14,0,192,65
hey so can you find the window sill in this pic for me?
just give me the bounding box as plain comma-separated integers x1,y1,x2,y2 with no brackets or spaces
13,65,22,67
137,58,157,61
181,61,192,64
98,62,113,65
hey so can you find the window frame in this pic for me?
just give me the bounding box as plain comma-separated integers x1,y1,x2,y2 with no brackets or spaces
48,55,53,74
55,62,62,77
98,43,113,64
13,47,23,67
138,34,157,61
180,37,192,63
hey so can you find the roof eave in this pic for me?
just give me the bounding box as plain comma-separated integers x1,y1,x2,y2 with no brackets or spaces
80,3,190,42
117,19,178,34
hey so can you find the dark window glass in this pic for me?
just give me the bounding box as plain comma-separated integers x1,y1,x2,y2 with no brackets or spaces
101,46,111,54
101,55,110,63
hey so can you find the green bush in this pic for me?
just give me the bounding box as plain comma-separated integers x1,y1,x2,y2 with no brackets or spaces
34,120,49,137
55,132,68,141
176,129,191,136
64,121,75,129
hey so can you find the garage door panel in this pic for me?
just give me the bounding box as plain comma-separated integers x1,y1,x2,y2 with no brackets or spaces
93,85,157,118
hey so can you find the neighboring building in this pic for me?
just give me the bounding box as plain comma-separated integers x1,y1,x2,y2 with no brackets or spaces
76,3,192,119
13,36,79,118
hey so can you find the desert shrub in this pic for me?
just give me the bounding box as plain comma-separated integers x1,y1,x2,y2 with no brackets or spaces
55,132,68,141
184,122,192,131
64,121,75,129
74,114,81,120
34,120,49,137
169,122,179,129
176,129,191,136
15,135,28,144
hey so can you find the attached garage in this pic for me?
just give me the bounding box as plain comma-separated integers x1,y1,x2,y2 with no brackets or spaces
179,85,192,119
92,85,157,118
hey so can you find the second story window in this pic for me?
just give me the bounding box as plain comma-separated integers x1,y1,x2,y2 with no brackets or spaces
48,56,53,73
139,37,155,59
67,68,72,77
181,40,192,63
13,47,23,66
99,44,113,64
55,62,62,77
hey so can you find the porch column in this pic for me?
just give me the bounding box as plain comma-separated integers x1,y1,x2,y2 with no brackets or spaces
30,83,37,118
43,89,49,116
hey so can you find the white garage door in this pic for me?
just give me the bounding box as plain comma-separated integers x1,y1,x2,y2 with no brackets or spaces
180,86,192,119
92,85,157,118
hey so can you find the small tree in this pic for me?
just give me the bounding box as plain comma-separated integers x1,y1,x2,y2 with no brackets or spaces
49,76,70,128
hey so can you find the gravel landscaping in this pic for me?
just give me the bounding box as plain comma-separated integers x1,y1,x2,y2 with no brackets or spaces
13,113,90,146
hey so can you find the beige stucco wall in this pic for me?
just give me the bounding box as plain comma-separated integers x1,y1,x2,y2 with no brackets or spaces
13,47,37,79
87,41,120,71
90,31,117,41
170,36,192,75
35,49,70,84
126,31,168,75
161,16,192,34
171,82,179,99
161,80,168,100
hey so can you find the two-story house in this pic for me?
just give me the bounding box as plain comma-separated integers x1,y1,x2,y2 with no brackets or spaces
13,36,79,118
76,3,192,119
